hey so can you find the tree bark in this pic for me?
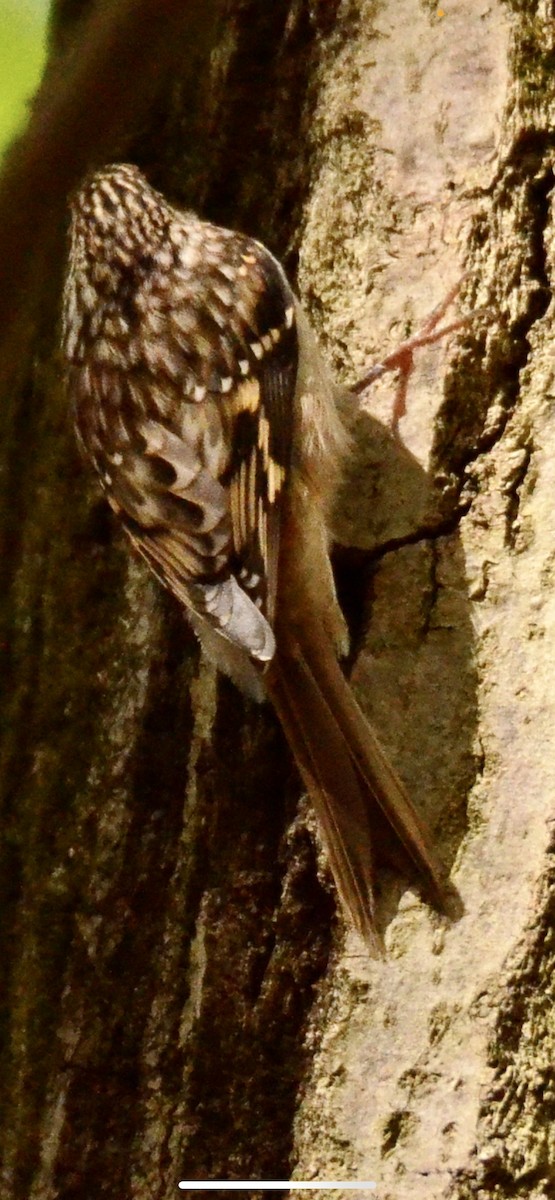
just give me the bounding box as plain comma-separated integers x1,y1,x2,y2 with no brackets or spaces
1,2,554,1199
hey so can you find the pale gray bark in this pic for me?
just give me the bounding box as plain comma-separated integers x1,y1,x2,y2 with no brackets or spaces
294,3,555,1198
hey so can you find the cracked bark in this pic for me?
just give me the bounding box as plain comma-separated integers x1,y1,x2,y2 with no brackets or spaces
0,2,554,1199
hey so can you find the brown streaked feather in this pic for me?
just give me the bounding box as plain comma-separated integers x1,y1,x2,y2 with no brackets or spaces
292,623,449,912
222,338,297,626
267,647,382,953
65,166,299,656
266,624,449,946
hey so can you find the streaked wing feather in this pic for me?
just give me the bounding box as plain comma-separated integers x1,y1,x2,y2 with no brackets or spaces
70,225,298,661
219,253,298,626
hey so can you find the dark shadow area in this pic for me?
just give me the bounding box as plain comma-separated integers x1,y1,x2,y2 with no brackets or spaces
45,605,197,1200
0,2,328,1195
175,679,334,1183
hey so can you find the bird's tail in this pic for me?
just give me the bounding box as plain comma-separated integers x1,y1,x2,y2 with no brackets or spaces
266,625,449,952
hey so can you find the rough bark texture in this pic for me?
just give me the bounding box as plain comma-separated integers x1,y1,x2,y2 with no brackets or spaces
1,2,554,1198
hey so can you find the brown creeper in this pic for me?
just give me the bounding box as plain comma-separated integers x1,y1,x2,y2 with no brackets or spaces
61,163,448,950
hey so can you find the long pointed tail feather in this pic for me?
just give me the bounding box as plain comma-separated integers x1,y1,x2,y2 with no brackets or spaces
297,625,449,911
268,649,382,952
266,628,449,946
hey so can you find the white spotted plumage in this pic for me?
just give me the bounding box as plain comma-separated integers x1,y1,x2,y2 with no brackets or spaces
62,163,300,673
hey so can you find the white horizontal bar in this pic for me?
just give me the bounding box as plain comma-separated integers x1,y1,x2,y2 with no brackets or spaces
178,1184,377,1191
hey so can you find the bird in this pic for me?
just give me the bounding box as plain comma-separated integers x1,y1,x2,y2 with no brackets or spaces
61,162,449,952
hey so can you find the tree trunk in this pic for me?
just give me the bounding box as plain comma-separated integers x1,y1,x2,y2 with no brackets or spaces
1,2,554,1198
